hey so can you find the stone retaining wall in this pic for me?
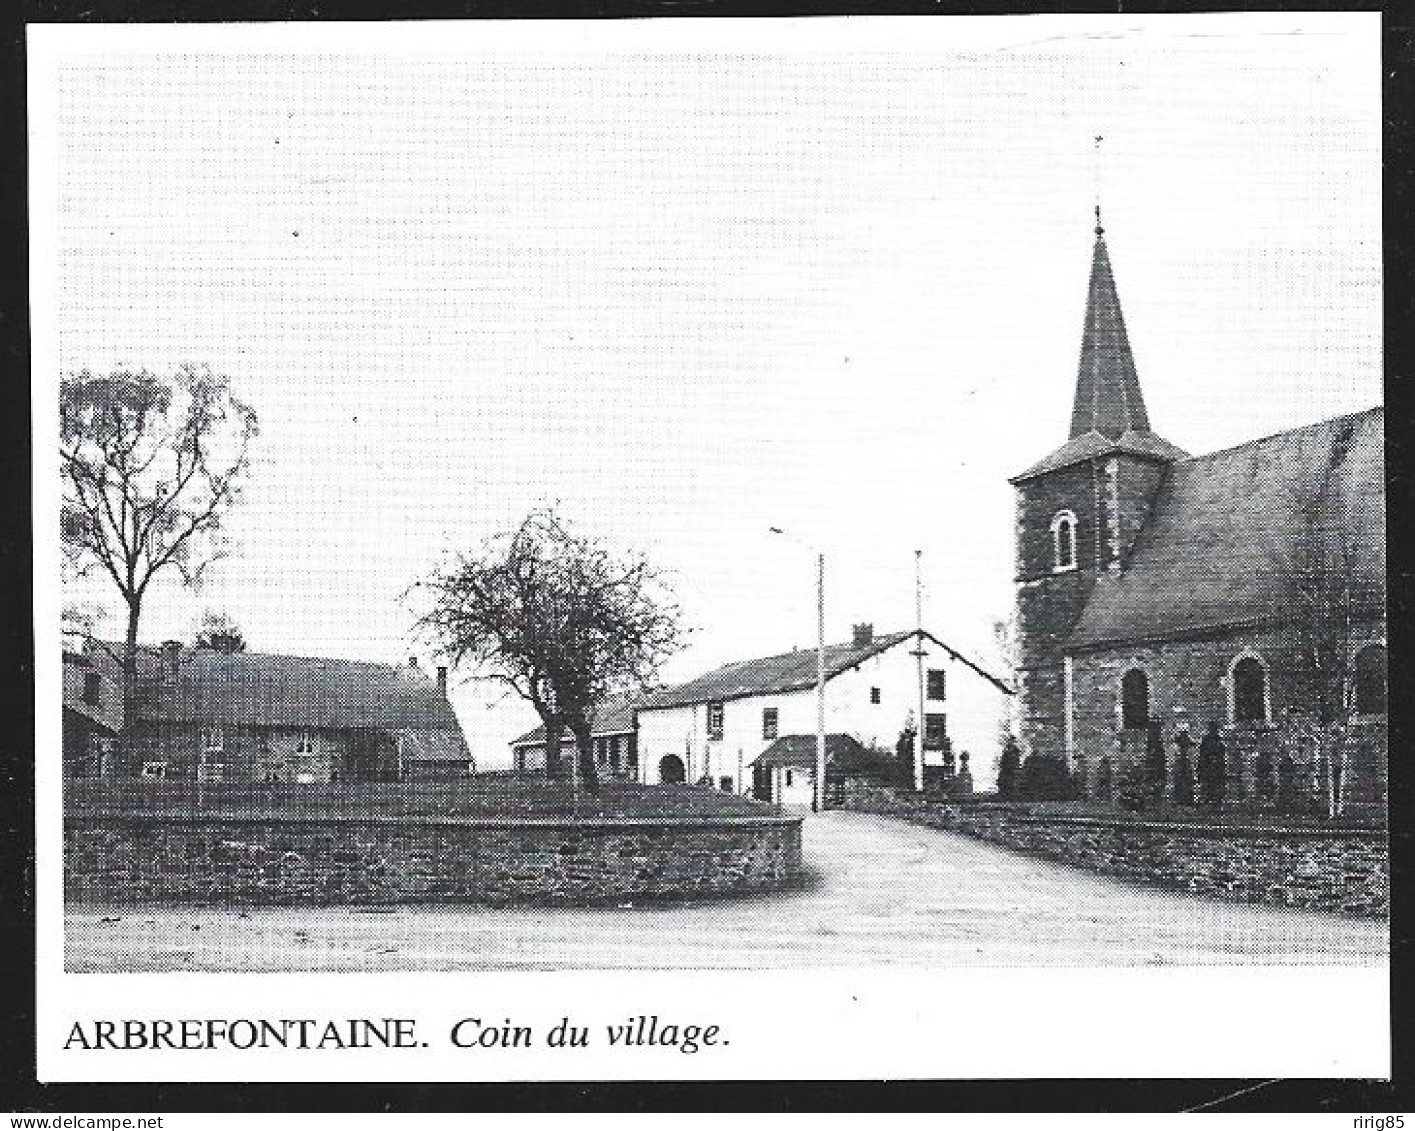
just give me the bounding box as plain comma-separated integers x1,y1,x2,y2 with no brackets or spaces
65,813,804,906
842,788,1387,918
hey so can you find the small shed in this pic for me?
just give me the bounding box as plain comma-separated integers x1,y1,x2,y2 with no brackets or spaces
751,733,891,809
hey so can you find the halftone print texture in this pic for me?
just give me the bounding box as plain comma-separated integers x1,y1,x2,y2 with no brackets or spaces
48,17,1385,974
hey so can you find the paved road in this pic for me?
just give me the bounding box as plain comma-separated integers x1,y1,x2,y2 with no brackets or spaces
66,810,1387,971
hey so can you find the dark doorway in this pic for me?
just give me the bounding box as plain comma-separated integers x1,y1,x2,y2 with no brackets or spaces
658,754,686,784
752,761,772,802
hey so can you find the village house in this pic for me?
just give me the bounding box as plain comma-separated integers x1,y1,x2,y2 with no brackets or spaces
61,627,127,777
61,637,473,782
1011,213,1386,809
508,690,640,779
634,624,1011,806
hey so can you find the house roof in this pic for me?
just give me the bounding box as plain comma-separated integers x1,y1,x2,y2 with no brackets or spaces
508,690,641,749
752,733,882,771
129,645,463,732
1067,407,1385,650
640,629,1012,710
396,728,473,763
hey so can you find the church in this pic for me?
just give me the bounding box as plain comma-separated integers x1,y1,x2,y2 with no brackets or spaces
1011,212,1386,812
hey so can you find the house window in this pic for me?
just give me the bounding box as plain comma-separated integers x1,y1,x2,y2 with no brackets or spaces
1353,644,1387,714
923,712,947,749
293,730,320,783
785,769,795,787
869,687,881,705
83,671,102,707
141,761,168,779
926,669,946,701
1120,669,1150,730
706,702,724,741
1051,510,1078,572
1230,656,1269,725
762,707,779,740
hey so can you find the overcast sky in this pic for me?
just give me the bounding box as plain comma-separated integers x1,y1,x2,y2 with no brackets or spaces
34,14,1382,766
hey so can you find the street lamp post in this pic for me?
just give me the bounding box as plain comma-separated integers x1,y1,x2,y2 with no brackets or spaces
770,527,827,814
814,550,826,814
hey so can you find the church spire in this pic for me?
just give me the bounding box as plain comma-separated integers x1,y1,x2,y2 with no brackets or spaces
1069,219,1151,440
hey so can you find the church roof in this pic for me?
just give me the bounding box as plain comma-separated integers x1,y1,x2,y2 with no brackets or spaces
1012,222,1188,483
1067,407,1385,650
1012,428,1190,482
1072,226,1150,439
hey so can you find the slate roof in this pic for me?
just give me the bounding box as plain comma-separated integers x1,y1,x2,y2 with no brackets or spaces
398,728,474,763
1068,407,1385,649
508,690,641,749
130,645,463,732
1071,225,1150,440
752,733,880,772
1012,224,1188,482
1012,428,1190,482
640,629,1012,709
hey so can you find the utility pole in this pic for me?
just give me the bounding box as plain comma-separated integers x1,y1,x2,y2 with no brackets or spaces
769,525,829,814
912,550,925,793
815,551,826,814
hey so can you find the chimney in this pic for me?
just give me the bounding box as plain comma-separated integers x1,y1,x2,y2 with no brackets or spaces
161,640,182,678
436,665,448,695
852,623,874,647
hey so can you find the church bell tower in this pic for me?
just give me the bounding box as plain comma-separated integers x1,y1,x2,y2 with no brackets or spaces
1009,212,1187,760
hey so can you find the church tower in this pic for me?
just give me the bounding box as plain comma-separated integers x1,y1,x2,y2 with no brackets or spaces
1009,213,1187,760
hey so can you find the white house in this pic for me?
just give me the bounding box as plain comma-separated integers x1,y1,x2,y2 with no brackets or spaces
635,624,1012,805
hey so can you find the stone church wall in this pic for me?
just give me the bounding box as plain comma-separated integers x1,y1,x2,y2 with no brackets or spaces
1069,623,1387,808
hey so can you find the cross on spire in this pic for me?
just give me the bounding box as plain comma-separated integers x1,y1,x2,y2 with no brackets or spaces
1093,134,1105,233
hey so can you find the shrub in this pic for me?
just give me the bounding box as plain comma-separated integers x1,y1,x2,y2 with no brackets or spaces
1172,732,1196,807
996,734,1022,799
1093,757,1113,802
1017,753,1077,801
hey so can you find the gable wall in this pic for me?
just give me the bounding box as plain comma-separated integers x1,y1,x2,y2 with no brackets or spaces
636,638,1006,789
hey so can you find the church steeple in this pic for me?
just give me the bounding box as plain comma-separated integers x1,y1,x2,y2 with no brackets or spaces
1011,215,1187,484
1070,211,1150,440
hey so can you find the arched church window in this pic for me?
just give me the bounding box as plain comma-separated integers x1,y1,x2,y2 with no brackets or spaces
1120,668,1149,730
1353,644,1387,714
1051,510,1077,572
1230,656,1269,725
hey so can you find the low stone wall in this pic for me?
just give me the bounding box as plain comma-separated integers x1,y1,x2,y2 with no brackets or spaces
65,813,804,906
842,788,1388,919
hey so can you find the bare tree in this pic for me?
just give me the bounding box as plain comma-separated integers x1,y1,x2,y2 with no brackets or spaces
194,610,248,653
1283,418,1384,817
416,508,683,791
61,365,259,742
